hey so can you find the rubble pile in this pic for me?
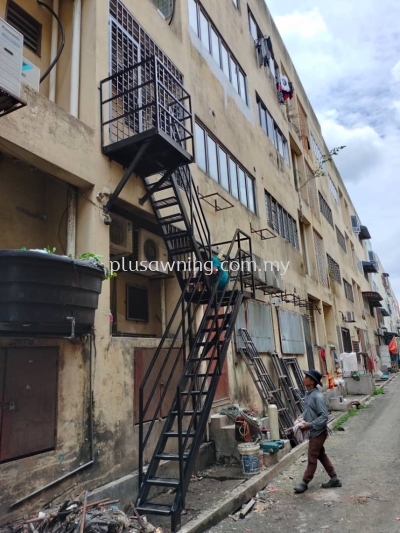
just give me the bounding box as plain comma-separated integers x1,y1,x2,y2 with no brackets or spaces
1,497,161,533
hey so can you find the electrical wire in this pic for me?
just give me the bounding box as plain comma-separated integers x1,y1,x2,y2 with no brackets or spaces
168,0,176,26
37,0,66,84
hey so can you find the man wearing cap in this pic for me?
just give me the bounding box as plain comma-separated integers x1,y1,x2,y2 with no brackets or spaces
294,369,341,494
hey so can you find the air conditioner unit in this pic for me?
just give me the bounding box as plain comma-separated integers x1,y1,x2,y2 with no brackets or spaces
21,57,40,91
135,229,169,275
0,18,23,98
346,311,356,323
264,265,284,293
110,214,133,256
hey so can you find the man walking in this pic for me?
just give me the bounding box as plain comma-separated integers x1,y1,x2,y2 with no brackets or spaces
294,369,341,494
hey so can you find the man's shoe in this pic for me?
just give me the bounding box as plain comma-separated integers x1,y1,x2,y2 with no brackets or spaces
294,481,308,493
321,477,342,489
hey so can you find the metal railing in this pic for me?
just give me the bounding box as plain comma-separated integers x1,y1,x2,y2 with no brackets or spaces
100,55,193,155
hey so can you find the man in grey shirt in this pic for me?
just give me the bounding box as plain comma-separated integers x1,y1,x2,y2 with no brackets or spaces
294,370,341,494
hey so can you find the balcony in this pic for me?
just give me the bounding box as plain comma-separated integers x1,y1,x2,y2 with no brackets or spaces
362,261,378,273
379,307,390,317
100,56,194,178
362,291,383,308
359,225,371,240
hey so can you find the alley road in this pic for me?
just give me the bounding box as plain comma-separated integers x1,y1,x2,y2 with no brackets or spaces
207,377,400,533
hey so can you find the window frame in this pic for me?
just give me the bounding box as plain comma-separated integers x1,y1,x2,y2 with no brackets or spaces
190,1,248,104
195,121,256,212
257,95,290,166
264,191,299,249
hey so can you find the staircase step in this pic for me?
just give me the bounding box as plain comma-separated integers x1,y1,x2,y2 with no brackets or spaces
171,410,203,416
155,452,189,461
159,214,185,225
153,197,179,209
146,180,173,191
187,356,214,362
136,503,172,516
185,373,216,378
168,246,194,255
146,477,180,487
181,390,208,396
164,230,189,241
165,430,196,437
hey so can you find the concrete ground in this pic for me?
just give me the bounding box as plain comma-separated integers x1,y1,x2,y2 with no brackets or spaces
206,377,400,533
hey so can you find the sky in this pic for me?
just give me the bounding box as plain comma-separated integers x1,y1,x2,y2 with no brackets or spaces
266,0,400,300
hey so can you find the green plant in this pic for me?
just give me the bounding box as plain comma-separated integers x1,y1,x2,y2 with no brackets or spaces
333,403,369,430
20,247,117,281
373,387,384,396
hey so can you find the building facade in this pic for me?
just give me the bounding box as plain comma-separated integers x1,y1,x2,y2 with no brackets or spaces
0,0,399,523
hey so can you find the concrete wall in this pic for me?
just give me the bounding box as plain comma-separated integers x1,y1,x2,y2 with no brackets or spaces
0,0,393,522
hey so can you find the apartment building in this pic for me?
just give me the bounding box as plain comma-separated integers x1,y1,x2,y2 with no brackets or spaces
0,0,399,526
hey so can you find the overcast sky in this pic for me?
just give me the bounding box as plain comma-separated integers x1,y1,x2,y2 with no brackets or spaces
267,0,400,300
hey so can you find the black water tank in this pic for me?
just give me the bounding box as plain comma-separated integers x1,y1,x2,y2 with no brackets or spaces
0,250,105,334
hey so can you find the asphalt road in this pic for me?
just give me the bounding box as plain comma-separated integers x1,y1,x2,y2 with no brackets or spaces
206,377,400,533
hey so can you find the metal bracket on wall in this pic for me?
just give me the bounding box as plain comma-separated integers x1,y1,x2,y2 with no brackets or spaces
250,223,276,241
197,188,234,212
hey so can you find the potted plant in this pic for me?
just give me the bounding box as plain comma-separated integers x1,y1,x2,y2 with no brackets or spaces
0,247,116,335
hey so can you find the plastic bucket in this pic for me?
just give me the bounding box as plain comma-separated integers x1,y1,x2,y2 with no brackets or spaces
237,443,260,475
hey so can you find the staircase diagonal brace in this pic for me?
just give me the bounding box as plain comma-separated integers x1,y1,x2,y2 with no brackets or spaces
139,164,180,206
103,139,152,214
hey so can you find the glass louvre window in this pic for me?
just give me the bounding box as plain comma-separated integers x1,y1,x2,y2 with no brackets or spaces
257,95,290,166
199,10,210,50
195,123,206,172
264,191,299,249
190,1,248,104
196,122,256,212
207,135,218,181
229,158,239,199
219,148,230,190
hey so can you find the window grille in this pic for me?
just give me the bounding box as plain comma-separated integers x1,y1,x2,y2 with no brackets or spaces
336,226,346,252
327,254,341,284
343,279,354,302
313,231,328,287
150,0,174,18
318,191,334,227
6,0,42,55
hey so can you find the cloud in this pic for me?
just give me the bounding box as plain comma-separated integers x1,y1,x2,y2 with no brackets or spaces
391,60,400,81
267,0,400,301
274,8,327,38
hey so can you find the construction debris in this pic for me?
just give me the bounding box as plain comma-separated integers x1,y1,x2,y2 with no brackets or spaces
1,498,160,533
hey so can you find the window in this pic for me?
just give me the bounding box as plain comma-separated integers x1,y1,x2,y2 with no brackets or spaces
311,134,326,172
257,95,290,165
190,1,248,104
127,285,149,321
327,254,341,284
6,0,42,56
336,226,346,252
195,121,256,212
319,191,334,227
195,123,206,172
298,100,310,152
329,176,339,203
232,0,240,11
150,0,174,18
265,191,299,249
306,164,319,218
248,9,262,40
341,328,352,353
343,279,354,302
313,231,328,287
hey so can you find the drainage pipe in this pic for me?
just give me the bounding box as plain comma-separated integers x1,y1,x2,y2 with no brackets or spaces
70,0,82,117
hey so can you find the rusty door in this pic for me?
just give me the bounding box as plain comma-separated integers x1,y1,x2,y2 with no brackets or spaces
0,347,59,463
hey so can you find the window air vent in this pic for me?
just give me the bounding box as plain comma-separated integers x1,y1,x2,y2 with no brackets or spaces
6,0,42,56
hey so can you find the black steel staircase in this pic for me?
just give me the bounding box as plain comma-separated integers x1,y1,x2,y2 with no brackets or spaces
136,231,254,531
100,56,256,531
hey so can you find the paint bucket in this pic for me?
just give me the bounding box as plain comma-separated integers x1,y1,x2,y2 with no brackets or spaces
237,443,260,475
